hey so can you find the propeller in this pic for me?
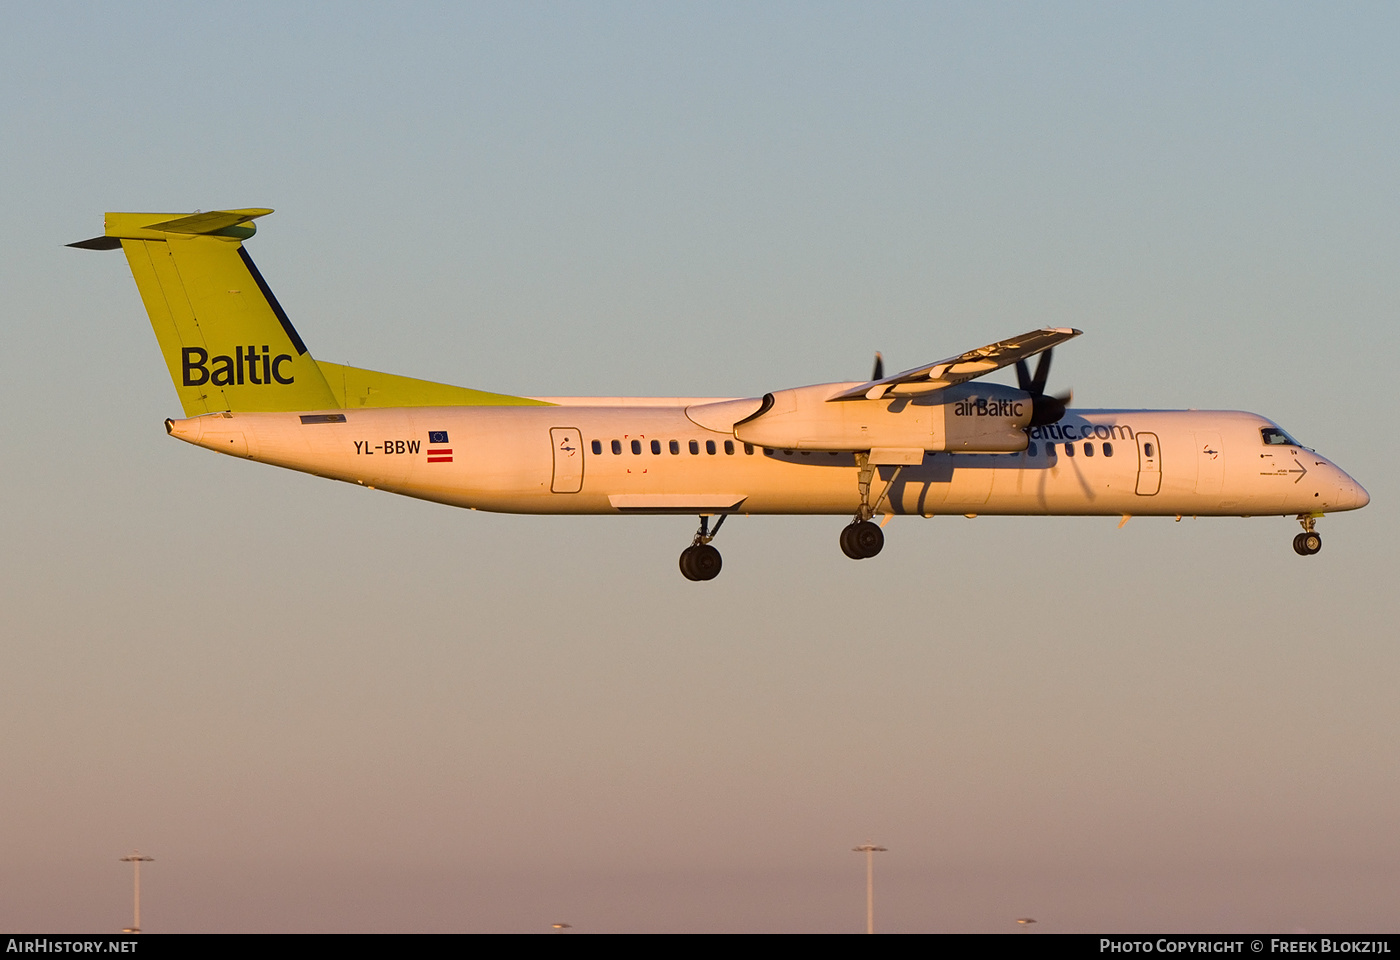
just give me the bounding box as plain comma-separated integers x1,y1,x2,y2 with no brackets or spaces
1015,349,1072,426
871,351,884,381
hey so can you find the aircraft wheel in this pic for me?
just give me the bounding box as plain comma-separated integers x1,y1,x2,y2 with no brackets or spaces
840,521,884,560
1293,533,1308,556
680,544,721,581
690,543,722,579
839,524,862,559
1303,532,1322,555
853,520,884,558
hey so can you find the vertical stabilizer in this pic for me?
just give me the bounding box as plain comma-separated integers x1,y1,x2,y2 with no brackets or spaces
70,209,340,416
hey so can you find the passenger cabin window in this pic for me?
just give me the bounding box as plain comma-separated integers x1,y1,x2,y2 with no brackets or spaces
724,440,734,455
744,443,754,455
1261,427,1300,446
631,439,642,455
1027,442,1038,457
1065,442,1075,456
591,440,602,455
670,440,680,455
689,440,700,455
706,440,717,455
1144,442,1155,458
1084,442,1094,457
651,440,661,455
1046,442,1055,456
1103,442,1114,457
611,439,622,455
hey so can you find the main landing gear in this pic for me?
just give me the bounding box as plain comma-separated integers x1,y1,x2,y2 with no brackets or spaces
1293,515,1322,556
840,452,903,561
679,514,726,581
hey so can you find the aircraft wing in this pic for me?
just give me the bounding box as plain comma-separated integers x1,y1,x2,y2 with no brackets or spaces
827,327,1081,401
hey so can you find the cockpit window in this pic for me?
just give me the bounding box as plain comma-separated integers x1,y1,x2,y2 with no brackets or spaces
1261,427,1301,446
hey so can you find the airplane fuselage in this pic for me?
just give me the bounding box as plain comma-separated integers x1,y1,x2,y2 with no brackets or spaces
166,401,1366,520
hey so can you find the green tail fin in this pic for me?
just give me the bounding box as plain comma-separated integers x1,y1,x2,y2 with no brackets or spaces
72,208,554,414
71,209,339,416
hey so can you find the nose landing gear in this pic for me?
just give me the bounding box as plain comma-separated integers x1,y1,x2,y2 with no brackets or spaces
1293,515,1322,556
679,514,726,581
840,520,884,559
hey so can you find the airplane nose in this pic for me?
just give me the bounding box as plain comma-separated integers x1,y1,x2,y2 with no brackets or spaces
1352,482,1371,509
1339,473,1370,510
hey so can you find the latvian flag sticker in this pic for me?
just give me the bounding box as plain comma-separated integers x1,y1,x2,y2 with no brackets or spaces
427,430,452,463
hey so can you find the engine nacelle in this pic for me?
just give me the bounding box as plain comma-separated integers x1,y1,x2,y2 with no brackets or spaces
731,381,1032,452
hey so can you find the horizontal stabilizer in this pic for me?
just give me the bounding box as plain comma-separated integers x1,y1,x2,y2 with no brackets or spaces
141,209,274,235
66,236,123,251
69,208,275,247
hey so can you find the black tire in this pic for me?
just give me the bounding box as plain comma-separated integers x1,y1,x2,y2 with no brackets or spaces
1293,533,1309,556
679,546,701,580
690,543,722,580
852,520,884,558
1303,532,1322,555
839,524,863,560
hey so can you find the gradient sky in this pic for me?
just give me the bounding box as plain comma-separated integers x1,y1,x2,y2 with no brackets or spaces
2,2,1398,933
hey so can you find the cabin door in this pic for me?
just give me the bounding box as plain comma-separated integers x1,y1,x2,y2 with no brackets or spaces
1135,432,1162,496
1193,431,1224,495
550,427,584,494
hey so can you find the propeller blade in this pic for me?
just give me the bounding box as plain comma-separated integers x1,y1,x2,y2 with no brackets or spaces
1015,359,1032,393
1030,349,1052,396
872,352,884,381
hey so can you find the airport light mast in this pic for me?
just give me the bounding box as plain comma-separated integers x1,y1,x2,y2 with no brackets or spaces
119,852,153,933
852,842,887,934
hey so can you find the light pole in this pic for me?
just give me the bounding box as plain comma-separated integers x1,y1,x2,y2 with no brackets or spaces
119,852,154,933
852,842,887,934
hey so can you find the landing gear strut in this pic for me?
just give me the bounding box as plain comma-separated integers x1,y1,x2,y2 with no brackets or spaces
840,453,902,560
680,514,726,581
1293,515,1322,556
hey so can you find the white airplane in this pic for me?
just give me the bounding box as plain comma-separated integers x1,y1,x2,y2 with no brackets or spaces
72,208,1370,580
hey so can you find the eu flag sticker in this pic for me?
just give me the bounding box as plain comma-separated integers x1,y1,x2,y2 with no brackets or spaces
427,429,453,463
